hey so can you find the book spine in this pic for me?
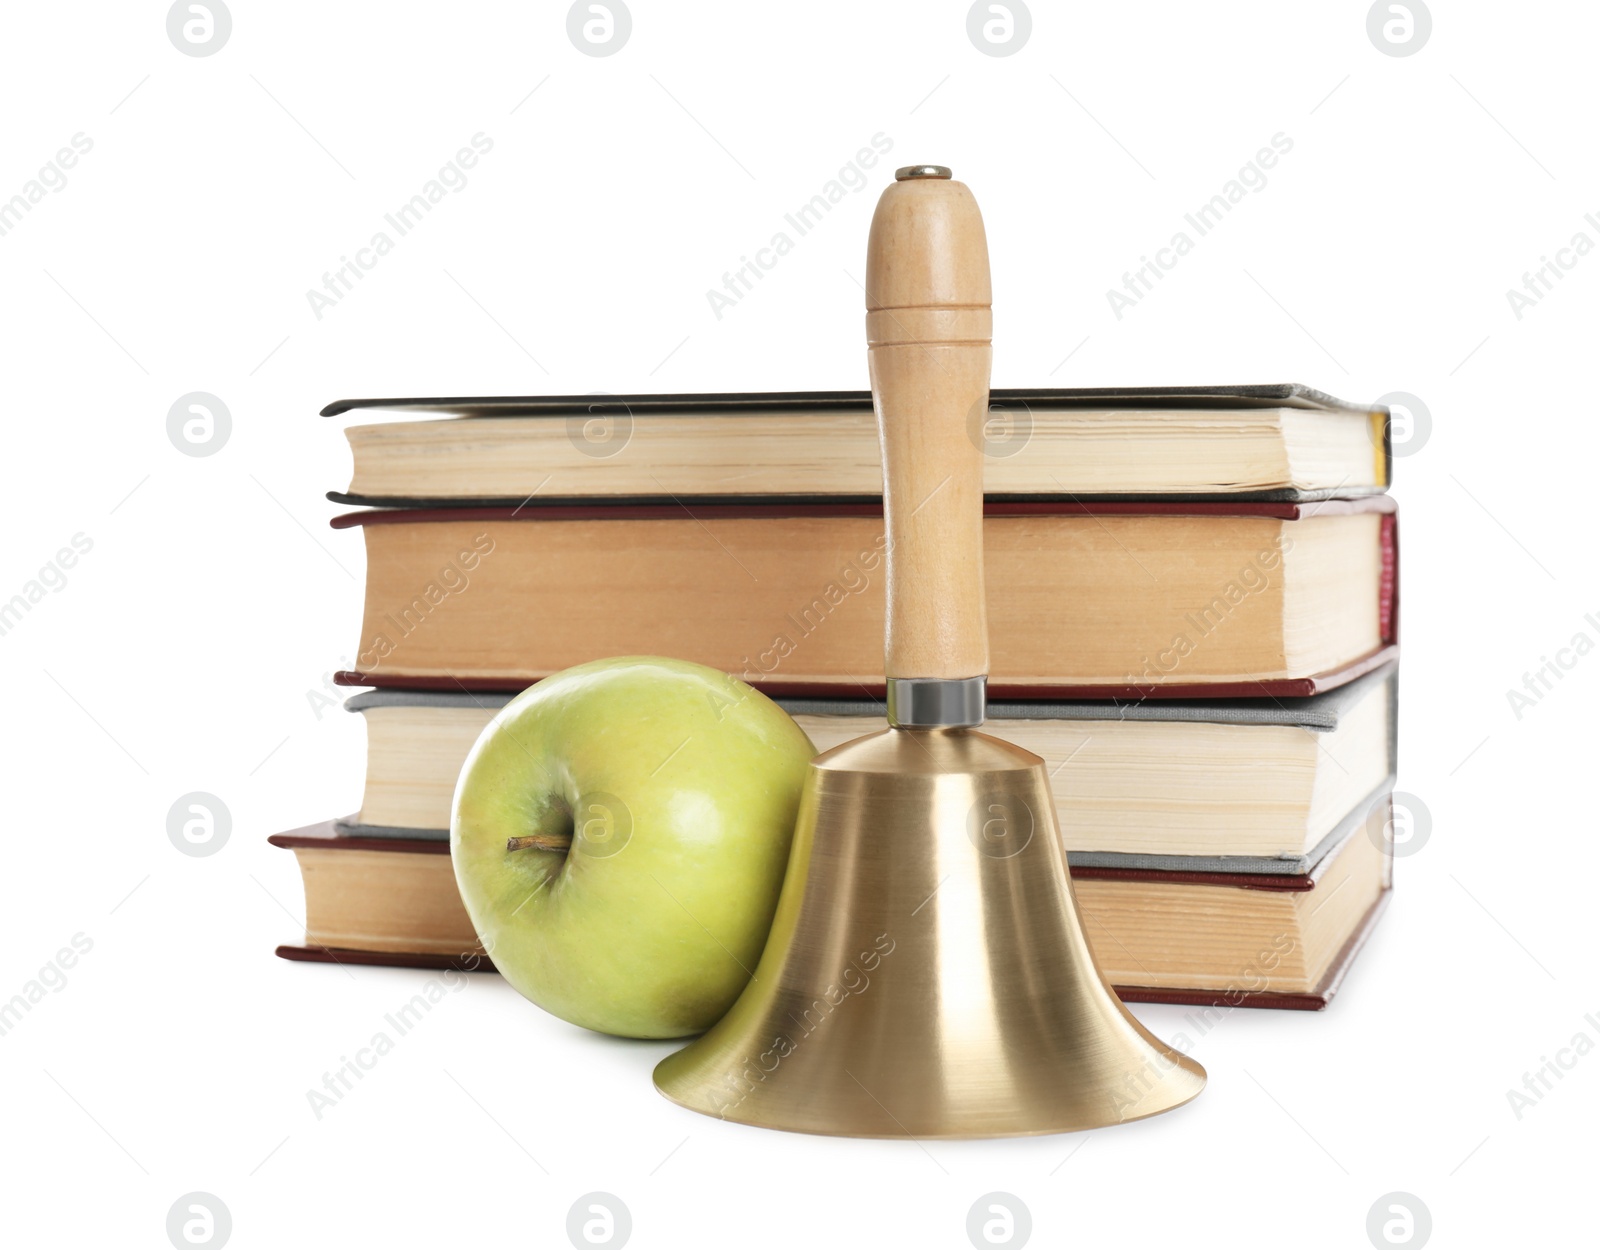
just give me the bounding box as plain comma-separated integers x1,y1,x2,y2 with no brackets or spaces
1379,513,1398,643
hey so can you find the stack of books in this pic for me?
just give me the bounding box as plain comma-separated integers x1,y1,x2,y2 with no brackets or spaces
274,384,1399,1010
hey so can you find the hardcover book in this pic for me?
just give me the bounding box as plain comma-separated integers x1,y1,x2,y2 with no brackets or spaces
333,497,1398,700
341,662,1397,875
271,796,1395,1011
323,384,1390,505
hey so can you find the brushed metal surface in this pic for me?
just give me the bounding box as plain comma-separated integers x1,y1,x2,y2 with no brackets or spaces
885,675,986,727
653,727,1206,1137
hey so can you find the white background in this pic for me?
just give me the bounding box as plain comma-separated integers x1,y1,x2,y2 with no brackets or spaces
2,1,1595,1247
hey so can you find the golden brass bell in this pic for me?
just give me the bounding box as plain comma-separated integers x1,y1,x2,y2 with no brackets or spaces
653,167,1205,1137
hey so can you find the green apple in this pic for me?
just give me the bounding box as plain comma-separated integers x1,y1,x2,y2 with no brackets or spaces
451,656,816,1039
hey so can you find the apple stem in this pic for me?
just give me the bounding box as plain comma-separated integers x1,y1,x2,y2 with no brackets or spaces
506,832,573,853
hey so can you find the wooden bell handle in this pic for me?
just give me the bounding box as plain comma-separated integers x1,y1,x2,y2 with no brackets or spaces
865,168,992,682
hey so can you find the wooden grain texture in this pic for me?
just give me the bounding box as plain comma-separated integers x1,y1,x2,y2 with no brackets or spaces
865,176,993,681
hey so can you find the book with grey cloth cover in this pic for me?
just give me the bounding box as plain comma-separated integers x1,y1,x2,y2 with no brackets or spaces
338,663,1396,878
